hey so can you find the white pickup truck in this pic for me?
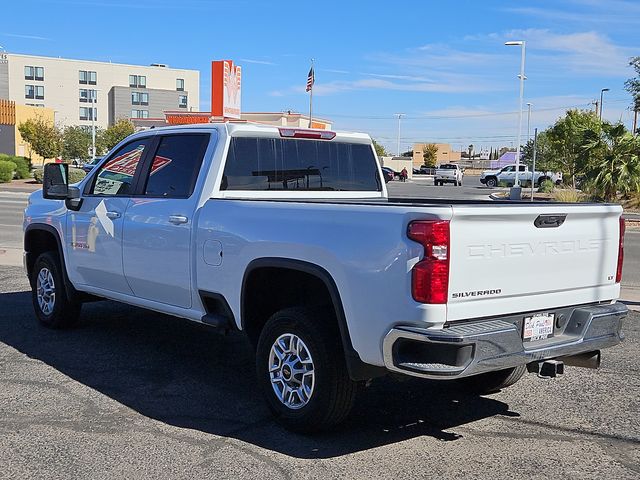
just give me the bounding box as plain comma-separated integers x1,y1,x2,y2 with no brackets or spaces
434,163,463,186
24,123,627,432
480,164,562,188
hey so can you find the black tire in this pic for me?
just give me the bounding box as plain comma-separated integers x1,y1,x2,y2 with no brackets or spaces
486,177,498,188
31,252,81,329
537,177,549,187
457,365,527,394
255,306,358,432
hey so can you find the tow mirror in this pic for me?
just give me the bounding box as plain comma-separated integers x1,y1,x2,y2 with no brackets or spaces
43,163,69,199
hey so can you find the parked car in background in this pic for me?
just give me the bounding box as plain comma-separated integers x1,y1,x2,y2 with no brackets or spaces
81,156,103,174
434,163,464,186
480,164,562,188
381,166,395,182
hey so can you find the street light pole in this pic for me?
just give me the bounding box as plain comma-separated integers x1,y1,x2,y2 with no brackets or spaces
526,103,532,141
395,113,403,156
599,88,610,121
505,40,526,199
91,90,96,160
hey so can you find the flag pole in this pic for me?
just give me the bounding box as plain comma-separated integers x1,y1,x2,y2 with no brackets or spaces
309,58,314,128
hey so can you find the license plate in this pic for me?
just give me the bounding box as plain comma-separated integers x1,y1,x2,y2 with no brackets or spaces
523,313,555,342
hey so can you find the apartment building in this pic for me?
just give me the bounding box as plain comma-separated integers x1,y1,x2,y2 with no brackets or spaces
0,52,199,129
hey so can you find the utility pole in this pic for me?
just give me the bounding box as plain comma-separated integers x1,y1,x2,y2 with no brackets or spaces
531,128,537,202
395,113,403,156
599,88,609,121
505,40,526,199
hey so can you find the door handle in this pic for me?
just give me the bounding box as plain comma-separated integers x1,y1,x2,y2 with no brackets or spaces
168,215,189,225
106,211,121,219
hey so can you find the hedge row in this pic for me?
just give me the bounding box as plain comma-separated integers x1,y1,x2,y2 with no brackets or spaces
33,167,87,184
0,154,31,179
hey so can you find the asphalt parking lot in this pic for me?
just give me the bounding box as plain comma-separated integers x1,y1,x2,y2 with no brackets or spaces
1,181,639,479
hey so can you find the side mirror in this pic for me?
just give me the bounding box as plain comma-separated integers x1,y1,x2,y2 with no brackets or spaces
43,163,69,199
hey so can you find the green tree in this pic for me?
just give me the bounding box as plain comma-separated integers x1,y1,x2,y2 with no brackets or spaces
97,119,135,153
371,138,388,157
17,117,62,163
422,143,438,167
581,123,640,201
546,109,602,187
521,131,557,173
62,126,92,162
624,56,640,135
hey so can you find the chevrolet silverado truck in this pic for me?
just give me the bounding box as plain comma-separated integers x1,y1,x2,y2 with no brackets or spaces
480,164,562,188
434,163,463,186
24,123,627,432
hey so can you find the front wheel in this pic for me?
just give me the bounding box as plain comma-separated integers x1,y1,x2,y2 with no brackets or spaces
485,177,497,188
31,252,81,328
255,307,358,432
457,365,527,394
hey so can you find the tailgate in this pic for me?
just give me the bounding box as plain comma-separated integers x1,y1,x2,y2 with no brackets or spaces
447,204,622,321
437,170,456,178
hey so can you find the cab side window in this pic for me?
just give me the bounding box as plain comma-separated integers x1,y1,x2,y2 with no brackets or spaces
143,134,209,198
90,139,149,195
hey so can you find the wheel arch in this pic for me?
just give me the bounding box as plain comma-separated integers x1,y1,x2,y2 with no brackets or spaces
24,224,77,301
241,257,385,381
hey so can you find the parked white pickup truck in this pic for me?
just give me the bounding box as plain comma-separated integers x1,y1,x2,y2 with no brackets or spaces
480,164,562,188
24,123,627,432
434,163,464,186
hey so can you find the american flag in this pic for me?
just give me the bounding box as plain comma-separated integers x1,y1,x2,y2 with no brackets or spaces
306,67,314,92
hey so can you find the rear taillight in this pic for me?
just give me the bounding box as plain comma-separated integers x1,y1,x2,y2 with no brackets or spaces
407,220,450,304
616,216,625,283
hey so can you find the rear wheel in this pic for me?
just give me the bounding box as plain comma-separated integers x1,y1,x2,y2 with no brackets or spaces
457,365,527,394
256,307,358,432
31,252,81,328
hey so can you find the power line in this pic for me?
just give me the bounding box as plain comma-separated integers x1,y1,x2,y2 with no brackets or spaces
315,103,596,121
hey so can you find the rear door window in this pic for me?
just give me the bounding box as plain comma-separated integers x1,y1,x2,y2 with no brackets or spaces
142,134,210,198
221,137,381,191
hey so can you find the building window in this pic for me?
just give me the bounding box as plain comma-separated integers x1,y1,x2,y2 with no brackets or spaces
129,75,146,88
79,107,97,121
131,109,149,119
176,78,184,91
24,66,43,81
131,92,149,105
26,85,44,100
178,95,187,108
79,89,97,103
79,70,97,85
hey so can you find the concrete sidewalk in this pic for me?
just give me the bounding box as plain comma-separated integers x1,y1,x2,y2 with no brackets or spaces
0,179,41,194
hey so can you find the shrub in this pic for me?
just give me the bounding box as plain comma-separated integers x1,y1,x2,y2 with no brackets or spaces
623,192,640,210
33,166,86,184
552,188,582,203
538,179,555,193
498,180,509,187
33,168,43,183
69,167,87,184
0,154,30,179
0,160,17,183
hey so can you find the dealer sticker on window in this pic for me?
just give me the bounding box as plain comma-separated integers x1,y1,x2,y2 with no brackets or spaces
523,313,555,342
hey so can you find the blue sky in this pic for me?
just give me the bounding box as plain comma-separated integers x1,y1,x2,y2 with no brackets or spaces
2,0,639,153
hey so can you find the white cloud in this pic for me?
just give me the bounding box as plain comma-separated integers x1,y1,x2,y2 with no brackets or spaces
2,33,50,41
240,58,276,66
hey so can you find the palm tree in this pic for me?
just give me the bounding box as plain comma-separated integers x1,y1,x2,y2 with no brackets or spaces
581,123,640,201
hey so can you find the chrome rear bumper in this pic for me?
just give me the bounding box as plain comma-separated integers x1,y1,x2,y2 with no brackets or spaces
382,302,627,379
